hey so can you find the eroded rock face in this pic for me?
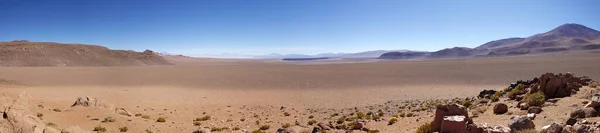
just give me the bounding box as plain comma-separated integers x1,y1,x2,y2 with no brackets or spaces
441,115,467,133
508,116,535,131
432,104,470,132
0,93,58,133
539,73,592,98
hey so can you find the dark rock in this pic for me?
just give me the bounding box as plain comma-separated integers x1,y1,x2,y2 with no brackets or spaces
478,90,497,99
493,103,508,114
508,116,535,131
527,106,543,114
570,108,597,118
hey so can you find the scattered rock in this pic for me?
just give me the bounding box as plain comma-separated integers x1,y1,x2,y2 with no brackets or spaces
540,122,562,133
493,103,508,114
539,73,590,98
585,92,600,108
72,96,114,109
192,128,211,133
61,126,90,133
566,117,577,126
478,90,497,99
114,108,133,117
570,108,597,118
0,93,59,133
508,115,535,131
317,123,332,130
528,106,543,114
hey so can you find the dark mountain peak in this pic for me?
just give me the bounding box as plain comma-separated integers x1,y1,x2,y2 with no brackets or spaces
535,23,600,41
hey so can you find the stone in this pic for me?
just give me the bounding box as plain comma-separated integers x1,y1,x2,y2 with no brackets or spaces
478,90,497,99
546,99,560,103
540,122,562,133
317,123,332,130
519,102,530,110
508,115,535,131
570,108,597,118
539,73,588,98
562,125,574,133
114,108,133,117
573,123,590,133
192,128,211,133
527,113,536,120
60,126,90,133
441,115,467,133
528,106,543,114
71,96,114,109
432,104,470,132
585,93,600,108
0,93,59,133
277,126,306,133
493,103,508,114
466,123,482,133
566,117,577,126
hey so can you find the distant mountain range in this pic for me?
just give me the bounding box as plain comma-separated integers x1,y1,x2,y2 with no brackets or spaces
254,50,418,59
380,23,600,59
257,23,600,60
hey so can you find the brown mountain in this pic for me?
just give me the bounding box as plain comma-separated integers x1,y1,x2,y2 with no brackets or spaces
0,41,172,66
380,23,600,59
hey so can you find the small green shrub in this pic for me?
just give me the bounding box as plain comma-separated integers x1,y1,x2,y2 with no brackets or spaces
93,125,107,132
460,100,472,107
135,114,142,117
119,126,128,132
233,127,241,130
252,130,266,133
367,130,380,133
524,92,545,107
259,125,270,130
388,117,398,125
308,119,317,125
282,123,291,128
156,117,166,122
211,127,228,132
284,112,291,116
416,122,433,133
330,113,339,117
196,115,210,121
102,117,116,123
47,122,57,126
142,115,151,119
193,121,201,126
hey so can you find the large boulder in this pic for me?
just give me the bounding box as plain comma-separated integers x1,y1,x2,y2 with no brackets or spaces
539,73,591,98
440,115,467,133
570,108,597,118
508,116,535,131
493,103,508,114
432,104,470,132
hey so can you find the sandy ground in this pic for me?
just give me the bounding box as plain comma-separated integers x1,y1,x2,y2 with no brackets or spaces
1,51,600,132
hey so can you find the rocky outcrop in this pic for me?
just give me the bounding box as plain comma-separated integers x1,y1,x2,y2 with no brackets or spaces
539,73,592,98
72,96,114,109
570,107,597,118
431,104,471,132
0,93,59,133
441,115,467,133
540,122,562,133
508,116,535,131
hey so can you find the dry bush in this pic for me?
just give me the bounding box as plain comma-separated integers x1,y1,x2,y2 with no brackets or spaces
416,122,433,133
524,92,545,107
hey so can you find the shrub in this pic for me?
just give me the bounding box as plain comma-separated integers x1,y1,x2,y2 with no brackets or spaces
308,119,317,125
590,82,598,88
233,127,241,130
197,115,210,121
255,120,260,125
211,127,228,132
284,112,291,116
460,100,472,107
524,92,545,107
491,93,501,102
36,113,43,118
135,114,142,117
93,125,107,132
330,113,339,117
119,126,128,132
156,117,166,122
416,122,433,133
193,121,201,126
406,112,415,117
240,118,245,121
308,115,314,119
142,115,151,119
335,124,346,129
259,125,270,130
52,108,61,112
47,122,57,126
388,117,398,125
282,123,291,128
252,130,266,133
356,112,365,119
472,106,488,116
336,116,346,124
102,117,116,123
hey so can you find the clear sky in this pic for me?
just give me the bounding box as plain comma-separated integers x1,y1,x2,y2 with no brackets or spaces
1,0,599,57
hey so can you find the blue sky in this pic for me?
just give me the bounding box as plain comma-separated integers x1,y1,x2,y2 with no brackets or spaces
1,0,599,57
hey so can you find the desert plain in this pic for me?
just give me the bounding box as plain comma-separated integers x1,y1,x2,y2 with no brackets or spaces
1,50,600,133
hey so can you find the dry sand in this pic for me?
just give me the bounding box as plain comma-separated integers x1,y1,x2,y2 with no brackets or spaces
1,51,600,132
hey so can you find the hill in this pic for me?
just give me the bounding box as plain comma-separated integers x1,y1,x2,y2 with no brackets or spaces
0,41,172,66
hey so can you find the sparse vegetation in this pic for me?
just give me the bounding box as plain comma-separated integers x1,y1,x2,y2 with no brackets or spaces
102,117,116,123
472,106,488,116
142,115,151,119
460,99,472,107
308,115,314,119
135,114,142,117
282,123,291,128
524,92,545,107
197,115,211,121
52,108,61,112
211,127,228,132
36,113,43,118
233,127,241,131
93,125,107,132
308,119,317,125
356,112,365,119
259,125,270,130
193,121,201,126
47,122,57,126
491,91,502,102
388,117,398,125
156,117,166,122
416,122,433,133
119,126,128,132
240,118,245,121
284,112,291,116
367,130,380,133
330,113,339,117
252,130,266,133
